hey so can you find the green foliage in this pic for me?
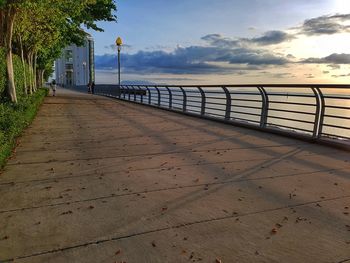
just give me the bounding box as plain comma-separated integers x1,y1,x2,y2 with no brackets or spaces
0,88,48,168
0,47,31,100
0,49,5,96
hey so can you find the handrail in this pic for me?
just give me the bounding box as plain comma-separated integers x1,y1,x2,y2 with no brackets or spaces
95,84,350,145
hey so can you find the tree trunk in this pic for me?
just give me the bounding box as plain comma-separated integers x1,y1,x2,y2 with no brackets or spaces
41,69,45,87
33,52,37,91
19,35,27,95
27,52,33,94
4,8,17,103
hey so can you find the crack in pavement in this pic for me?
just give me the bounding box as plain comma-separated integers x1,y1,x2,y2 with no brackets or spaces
2,194,350,262
0,167,344,214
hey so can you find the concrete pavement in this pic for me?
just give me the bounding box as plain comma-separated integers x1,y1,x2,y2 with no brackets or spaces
0,88,350,262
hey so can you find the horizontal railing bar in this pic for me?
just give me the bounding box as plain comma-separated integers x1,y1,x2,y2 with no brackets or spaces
186,100,202,104
323,95,350,99
323,114,350,120
205,101,227,106
229,92,261,96
269,101,316,106
231,117,260,123
205,96,226,100
231,98,262,102
232,105,262,110
322,133,350,140
231,110,261,117
267,123,312,133
322,123,350,130
324,105,350,110
268,115,315,124
203,91,225,94
267,94,315,98
268,108,316,116
186,95,202,99
206,112,225,117
205,107,226,112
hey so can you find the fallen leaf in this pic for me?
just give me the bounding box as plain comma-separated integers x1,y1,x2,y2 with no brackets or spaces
271,228,278,234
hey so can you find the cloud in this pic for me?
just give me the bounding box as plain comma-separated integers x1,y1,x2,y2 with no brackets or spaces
302,53,350,64
304,73,315,79
299,14,350,36
202,31,294,48
331,73,350,78
327,64,341,70
201,34,239,48
96,39,290,74
243,31,295,45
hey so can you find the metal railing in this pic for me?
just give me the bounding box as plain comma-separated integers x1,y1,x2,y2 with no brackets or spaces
96,84,350,145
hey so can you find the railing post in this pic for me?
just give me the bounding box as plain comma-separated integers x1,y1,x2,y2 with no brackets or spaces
222,86,231,120
138,86,143,103
131,86,136,101
258,87,269,128
127,86,131,101
117,84,121,98
198,87,206,116
180,87,187,112
154,86,161,106
145,86,151,104
165,86,172,109
123,85,126,99
311,87,325,139
318,88,325,138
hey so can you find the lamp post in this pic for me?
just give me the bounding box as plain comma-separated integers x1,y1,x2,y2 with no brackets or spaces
116,37,123,87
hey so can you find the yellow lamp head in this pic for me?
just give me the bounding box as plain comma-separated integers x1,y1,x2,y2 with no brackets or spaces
116,37,123,46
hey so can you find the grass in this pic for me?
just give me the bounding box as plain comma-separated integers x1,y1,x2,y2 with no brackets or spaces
0,88,49,168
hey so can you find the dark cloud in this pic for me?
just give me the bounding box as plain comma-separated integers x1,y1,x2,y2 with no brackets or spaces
299,14,350,36
201,34,239,48
303,53,350,64
96,42,290,74
202,31,294,47
331,73,350,78
304,74,315,79
243,31,295,45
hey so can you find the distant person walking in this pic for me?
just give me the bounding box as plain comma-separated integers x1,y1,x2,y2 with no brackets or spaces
91,81,95,94
87,82,91,93
51,80,57,96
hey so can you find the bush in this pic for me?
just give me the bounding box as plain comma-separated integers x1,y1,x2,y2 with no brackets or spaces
0,88,48,168
0,49,6,96
0,47,32,100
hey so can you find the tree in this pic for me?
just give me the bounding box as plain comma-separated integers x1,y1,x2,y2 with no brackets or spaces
2,0,117,102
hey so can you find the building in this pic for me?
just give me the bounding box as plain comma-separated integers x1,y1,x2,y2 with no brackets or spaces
55,34,95,87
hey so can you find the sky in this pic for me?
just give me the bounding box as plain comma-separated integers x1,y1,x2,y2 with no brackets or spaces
86,0,350,84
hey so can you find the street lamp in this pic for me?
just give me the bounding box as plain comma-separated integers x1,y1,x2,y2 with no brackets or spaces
116,37,123,87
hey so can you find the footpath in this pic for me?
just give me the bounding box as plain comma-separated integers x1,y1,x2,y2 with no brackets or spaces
0,88,349,262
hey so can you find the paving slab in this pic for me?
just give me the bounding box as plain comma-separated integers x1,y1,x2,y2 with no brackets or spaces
0,88,349,263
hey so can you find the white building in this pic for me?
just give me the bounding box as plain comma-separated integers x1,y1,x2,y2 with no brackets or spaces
55,35,95,87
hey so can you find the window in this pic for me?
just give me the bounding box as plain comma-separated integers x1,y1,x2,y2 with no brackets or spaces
65,50,73,63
